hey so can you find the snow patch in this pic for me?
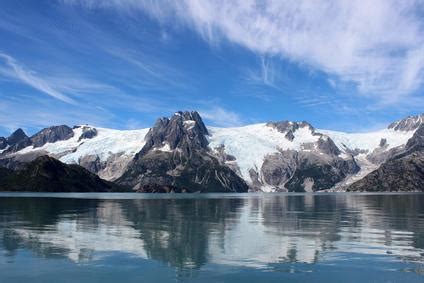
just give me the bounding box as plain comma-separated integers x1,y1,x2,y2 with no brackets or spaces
155,143,172,152
183,120,196,131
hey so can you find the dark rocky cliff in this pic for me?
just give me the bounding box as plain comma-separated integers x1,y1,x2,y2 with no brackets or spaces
0,155,124,192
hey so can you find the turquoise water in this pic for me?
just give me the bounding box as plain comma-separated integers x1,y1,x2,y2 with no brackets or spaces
0,193,423,282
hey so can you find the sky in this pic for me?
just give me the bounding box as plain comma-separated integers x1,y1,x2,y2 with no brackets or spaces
0,0,423,136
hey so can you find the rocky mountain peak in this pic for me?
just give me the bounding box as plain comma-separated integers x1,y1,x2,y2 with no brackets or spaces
316,135,341,156
266,120,341,156
31,125,74,148
266,120,314,141
139,111,209,156
7,128,28,145
78,126,98,141
3,128,32,153
118,111,249,193
388,113,423,131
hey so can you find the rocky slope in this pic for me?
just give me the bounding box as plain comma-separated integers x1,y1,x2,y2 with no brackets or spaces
116,111,249,193
347,124,424,192
0,112,422,192
0,156,124,192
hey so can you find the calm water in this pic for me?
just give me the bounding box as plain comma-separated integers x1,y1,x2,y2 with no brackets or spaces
0,193,423,282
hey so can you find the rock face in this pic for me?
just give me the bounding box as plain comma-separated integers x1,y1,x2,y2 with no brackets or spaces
250,149,359,192
0,156,124,192
317,136,341,156
117,111,249,193
30,125,74,148
285,152,359,192
404,123,424,153
347,124,424,192
388,114,423,131
257,151,297,190
347,152,424,192
78,126,98,141
267,121,313,141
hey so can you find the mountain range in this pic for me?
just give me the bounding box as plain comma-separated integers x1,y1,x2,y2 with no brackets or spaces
0,111,423,192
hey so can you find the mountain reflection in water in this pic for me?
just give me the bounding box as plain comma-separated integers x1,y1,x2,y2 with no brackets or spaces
0,193,423,282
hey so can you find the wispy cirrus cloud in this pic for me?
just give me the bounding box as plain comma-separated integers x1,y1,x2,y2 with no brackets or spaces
64,0,424,103
0,53,76,104
200,106,243,127
105,47,196,92
244,56,279,89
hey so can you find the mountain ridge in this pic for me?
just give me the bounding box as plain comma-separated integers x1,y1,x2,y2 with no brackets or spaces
0,112,422,192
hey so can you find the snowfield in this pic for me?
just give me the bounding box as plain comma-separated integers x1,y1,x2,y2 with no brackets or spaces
319,128,415,153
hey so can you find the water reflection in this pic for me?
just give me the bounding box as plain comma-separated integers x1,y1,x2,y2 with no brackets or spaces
0,194,423,279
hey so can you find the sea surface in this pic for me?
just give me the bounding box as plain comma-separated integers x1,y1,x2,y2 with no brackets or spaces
0,192,423,282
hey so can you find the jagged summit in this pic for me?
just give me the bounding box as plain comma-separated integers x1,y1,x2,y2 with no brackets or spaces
3,128,32,153
7,128,28,145
388,113,423,131
1,125,76,154
138,110,209,157
118,111,249,193
266,121,314,141
31,125,74,148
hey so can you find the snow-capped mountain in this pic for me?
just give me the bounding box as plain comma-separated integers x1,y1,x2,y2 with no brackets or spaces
208,121,358,192
0,112,422,192
0,125,149,180
116,111,248,193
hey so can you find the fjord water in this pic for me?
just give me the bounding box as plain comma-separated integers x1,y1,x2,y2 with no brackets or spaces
0,193,423,282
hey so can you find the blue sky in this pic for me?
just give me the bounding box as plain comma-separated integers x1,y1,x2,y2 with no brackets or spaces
0,0,423,136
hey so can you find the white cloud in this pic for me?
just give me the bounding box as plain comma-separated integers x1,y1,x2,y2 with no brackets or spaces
200,107,243,127
0,53,76,104
64,0,424,101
